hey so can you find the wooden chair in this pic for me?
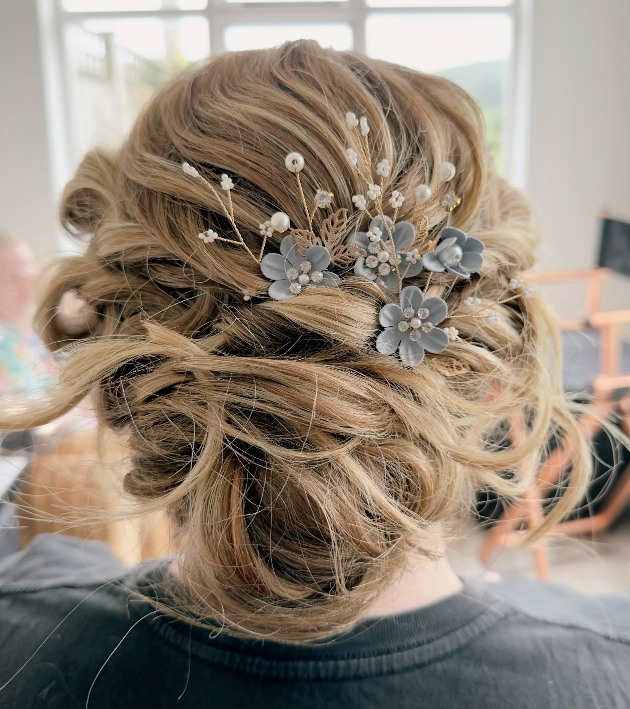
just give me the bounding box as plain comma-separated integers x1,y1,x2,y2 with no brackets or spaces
479,217,630,576
18,427,175,565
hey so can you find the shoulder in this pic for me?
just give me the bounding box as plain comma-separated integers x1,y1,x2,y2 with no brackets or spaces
0,533,124,591
0,536,156,708
479,574,630,645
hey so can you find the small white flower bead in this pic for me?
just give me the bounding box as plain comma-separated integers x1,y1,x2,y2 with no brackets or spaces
300,260,311,273
259,221,273,238
405,248,420,264
298,273,310,285
284,152,305,173
346,148,358,166
243,294,251,301
409,317,422,329
197,232,206,241
486,311,500,325
417,307,430,319
352,194,367,211
398,321,409,332
509,277,523,289
366,183,381,201
204,229,218,243
345,111,359,128
289,282,302,295
366,255,379,268
270,211,290,233
444,326,459,341
310,271,324,283
370,226,382,238
376,159,391,178
286,267,299,280
409,330,422,342
464,296,481,310
182,162,199,178
367,231,381,243
360,116,370,136
523,287,533,299
378,263,391,275
377,250,390,263
403,307,414,319
220,174,234,190
436,161,456,183
389,191,405,208
414,184,432,204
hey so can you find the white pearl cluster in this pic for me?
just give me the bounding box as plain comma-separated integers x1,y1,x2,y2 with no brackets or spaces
198,229,218,244
397,306,435,342
366,183,381,200
182,161,199,178
352,194,367,211
376,159,391,177
220,173,234,191
389,190,404,209
444,326,459,341
346,148,358,166
464,296,481,310
286,259,324,295
509,277,533,300
405,248,421,265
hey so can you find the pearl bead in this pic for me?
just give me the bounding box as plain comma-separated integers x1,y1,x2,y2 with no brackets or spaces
285,152,305,173
414,184,432,204
298,273,309,285
270,211,290,233
436,161,456,183
377,250,390,263
409,317,421,329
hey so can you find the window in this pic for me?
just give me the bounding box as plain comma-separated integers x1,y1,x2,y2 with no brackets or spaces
53,0,524,178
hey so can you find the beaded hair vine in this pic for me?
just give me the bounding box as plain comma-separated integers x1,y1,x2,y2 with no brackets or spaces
182,111,533,367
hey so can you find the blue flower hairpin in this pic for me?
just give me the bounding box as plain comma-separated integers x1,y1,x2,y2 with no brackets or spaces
260,235,340,300
422,227,484,280
347,215,423,293
376,285,450,367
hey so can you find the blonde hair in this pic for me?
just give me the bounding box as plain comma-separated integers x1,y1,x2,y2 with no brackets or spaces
4,41,589,641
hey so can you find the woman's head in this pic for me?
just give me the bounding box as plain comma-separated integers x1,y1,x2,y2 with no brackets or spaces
6,41,588,640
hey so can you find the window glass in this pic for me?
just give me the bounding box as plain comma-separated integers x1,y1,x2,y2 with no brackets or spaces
366,0,511,6
63,0,162,11
366,12,512,169
224,23,353,52
67,17,210,154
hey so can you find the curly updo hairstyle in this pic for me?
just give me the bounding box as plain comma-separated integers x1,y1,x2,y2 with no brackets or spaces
4,40,589,641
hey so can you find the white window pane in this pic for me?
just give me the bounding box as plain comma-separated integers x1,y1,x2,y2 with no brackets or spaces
67,18,210,154
367,0,511,6
366,12,511,170
172,0,207,7
224,24,353,52
63,0,162,10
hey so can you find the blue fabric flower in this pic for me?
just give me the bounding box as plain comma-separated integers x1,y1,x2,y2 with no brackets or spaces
376,286,449,367
347,215,422,293
260,235,341,300
422,227,484,279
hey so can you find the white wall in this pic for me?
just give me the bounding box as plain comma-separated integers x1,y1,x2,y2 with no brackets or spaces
526,0,630,316
0,0,59,258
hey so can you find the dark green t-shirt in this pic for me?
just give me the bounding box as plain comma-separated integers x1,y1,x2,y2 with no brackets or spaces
1,534,630,709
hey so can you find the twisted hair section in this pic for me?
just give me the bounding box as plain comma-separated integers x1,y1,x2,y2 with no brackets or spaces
2,41,590,641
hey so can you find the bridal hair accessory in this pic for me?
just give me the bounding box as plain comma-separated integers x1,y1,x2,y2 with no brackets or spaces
180,113,531,367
